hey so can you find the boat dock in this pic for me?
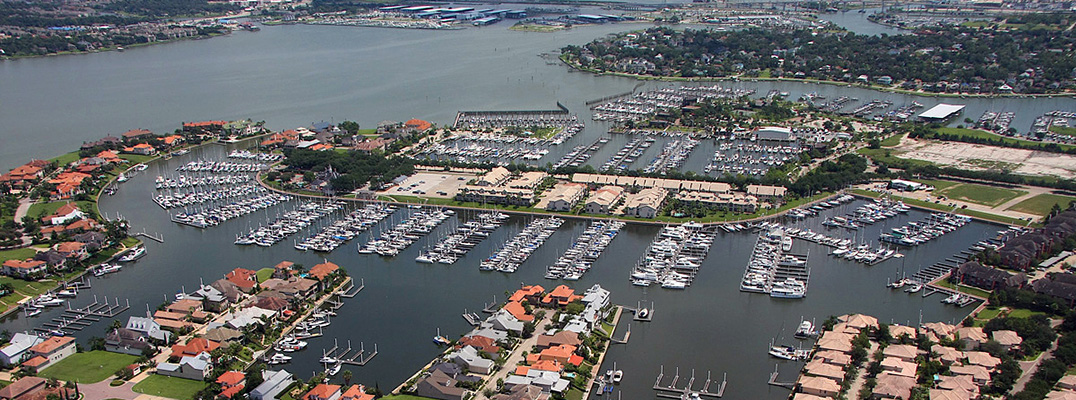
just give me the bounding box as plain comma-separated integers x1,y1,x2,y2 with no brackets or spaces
766,365,796,389
462,310,482,326
621,301,654,322
481,296,500,313
321,339,378,367
135,230,164,243
37,296,130,334
653,366,726,398
338,278,364,298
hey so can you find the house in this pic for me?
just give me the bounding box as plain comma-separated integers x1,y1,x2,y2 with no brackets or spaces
804,360,845,383
541,285,581,308
507,172,548,190
21,336,76,372
951,261,1027,291
309,261,339,282
814,350,851,367
340,384,375,400
217,371,246,399
484,310,523,335
873,373,917,399
534,344,578,366
2,259,47,278
950,364,992,385
450,345,494,374
188,284,230,312
746,184,788,204
503,301,533,323
953,326,989,350
126,314,172,342
303,384,341,400
797,376,840,397
53,241,89,261
881,344,918,362
166,298,205,315
492,383,549,400
504,369,568,393
937,375,979,397
880,357,918,378
404,119,433,133
620,187,666,218
964,351,1001,369
0,377,47,400
249,369,295,400
225,268,258,293
538,183,586,212
122,128,154,142
509,285,545,304
223,306,276,330
0,333,44,367
1031,278,1076,307
157,351,213,380
536,331,582,349
476,167,511,187
124,143,157,156
172,338,221,358
1057,375,1076,391
932,345,964,365
416,369,467,400
457,335,501,356
205,327,244,345
106,328,154,355
42,202,83,226
583,186,624,214
255,296,290,313
273,261,296,279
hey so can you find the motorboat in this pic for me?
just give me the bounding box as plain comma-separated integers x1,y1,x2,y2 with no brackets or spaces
318,356,338,364
638,308,649,319
328,363,341,376
612,370,623,384
118,246,146,262
269,353,292,364
793,320,817,339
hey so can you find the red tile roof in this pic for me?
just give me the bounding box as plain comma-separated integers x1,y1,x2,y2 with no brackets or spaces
219,384,244,399
216,371,245,386
3,259,46,271
304,384,341,400
29,336,74,355
508,285,544,303
340,385,374,400
405,119,432,132
504,301,534,322
172,338,220,357
309,261,339,281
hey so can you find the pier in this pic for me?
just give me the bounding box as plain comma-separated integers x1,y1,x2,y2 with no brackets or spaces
766,364,796,389
36,296,130,334
653,366,726,398
135,229,164,243
462,310,482,326
481,296,500,313
338,278,364,298
321,339,378,367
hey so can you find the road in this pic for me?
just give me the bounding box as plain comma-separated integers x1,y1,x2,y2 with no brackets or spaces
473,315,550,400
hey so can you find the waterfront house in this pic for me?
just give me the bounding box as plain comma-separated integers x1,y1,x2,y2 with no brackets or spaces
188,284,231,312
872,373,916,399
537,183,586,212
216,371,246,399
205,327,244,345
536,331,582,349
225,268,258,293
127,314,172,342
250,369,295,400
803,360,845,383
504,301,534,322
509,285,545,304
797,376,840,397
484,310,524,335
309,261,339,282
53,242,89,261
449,345,494,374
541,285,582,308
619,187,666,219
813,350,851,367
951,261,1027,291
21,336,76,372
166,298,205,315
105,328,154,356
888,324,916,341
583,186,624,215
254,296,290,314
157,352,212,381
415,369,467,400
0,162,45,191
0,333,44,367
456,335,501,357
154,310,193,331
123,143,157,156
340,384,374,400
920,322,957,343
122,128,154,142
171,338,220,359
2,259,47,279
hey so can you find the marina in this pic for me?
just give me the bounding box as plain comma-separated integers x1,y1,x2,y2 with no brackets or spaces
643,137,699,174
415,211,507,264
739,229,810,299
651,367,726,399
294,203,396,252
153,183,266,209
155,174,253,190
479,216,563,273
629,222,715,289
601,137,653,173
170,192,291,228
879,212,971,247
234,200,345,247
544,220,625,280
358,207,452,257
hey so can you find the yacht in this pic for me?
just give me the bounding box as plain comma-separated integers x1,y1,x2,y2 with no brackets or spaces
318,356,339,364
118,246,146,262
612,370,623,384
793,320,816,339
269,354,292,364
638,308,649,319
328,363,341,376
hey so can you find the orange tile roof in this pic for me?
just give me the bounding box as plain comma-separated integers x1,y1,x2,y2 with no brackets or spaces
340,385,374,400
133,143,154,149
162,135,184,145
514,366,531,376
172,338,220,357
219,384,245,398
54,242,86,253
226,268,258,289
304,384,341,400
22,356,47,368
508,285,544,302
216,371,245,386
405,119,433,132
503,301,534,322
530,359,564,372
568,354,584,366
309,261,339,281
539,344,576,363
29,336,74,355
65,219,97,232
3,259,45,271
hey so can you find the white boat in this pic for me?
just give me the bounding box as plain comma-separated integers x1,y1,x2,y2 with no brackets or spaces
328,363,341,376
768,345,797,360
269,354,292,364
793,320,816,339
25,308,41,317
118,246,146,262
56,289,77,298
612,370,623,384
319,356,339,364
638,308,649,319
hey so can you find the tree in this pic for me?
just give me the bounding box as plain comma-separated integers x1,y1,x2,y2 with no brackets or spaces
342,369,352,386
339,121,360,135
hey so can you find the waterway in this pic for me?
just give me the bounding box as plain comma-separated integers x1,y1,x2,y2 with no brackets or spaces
0,11,1069,399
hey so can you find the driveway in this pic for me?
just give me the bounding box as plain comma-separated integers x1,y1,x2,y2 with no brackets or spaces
80,379,139,400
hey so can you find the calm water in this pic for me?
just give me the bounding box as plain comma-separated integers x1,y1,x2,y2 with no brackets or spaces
0,15,1063,399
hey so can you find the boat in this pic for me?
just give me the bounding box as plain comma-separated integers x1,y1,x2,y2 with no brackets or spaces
269,353,292,364
25,308,41,317
118,246,146,262
49,330,65,337
94,263,122,276
116,174,128,182
56,289,77,298
638,308,649,319
433,329,451,346
793,320,816,339
768,344,797,360
328,363,341,376
318,356,339,364
612,370,623,384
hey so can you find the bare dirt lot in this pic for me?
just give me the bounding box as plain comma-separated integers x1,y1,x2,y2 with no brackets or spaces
894,139,1076,179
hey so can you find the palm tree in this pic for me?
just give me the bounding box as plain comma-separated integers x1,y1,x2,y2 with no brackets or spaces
342,369,352,386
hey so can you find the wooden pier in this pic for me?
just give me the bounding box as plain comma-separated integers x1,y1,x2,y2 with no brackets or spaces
36,296,130,334
610,323,630,344
462,310,482,326
338,278,364,298
321,339,378,367
653,366,726,398
766,364,796,389
135,230,164,243
481,295,500,313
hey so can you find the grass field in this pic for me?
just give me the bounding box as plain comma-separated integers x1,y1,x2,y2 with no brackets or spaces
49,151,81,167
976,307,1002,320
1050,126,1076,137
133,375,207,399
932,280,991,299
0,248,36,263
913,179,959,191
935,127,1076,152
38,351,138,383
1007,193,1076,216
880,133,904,147
118,154,156,164
256,268,274,283
1007,308,1047,319
935,183,1027,207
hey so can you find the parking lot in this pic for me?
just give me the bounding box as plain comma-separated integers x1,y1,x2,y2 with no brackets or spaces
378,171,477,199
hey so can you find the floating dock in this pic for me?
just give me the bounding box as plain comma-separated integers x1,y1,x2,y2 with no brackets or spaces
653,366,726,398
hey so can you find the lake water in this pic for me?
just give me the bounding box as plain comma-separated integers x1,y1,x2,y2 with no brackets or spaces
0,13,1066,399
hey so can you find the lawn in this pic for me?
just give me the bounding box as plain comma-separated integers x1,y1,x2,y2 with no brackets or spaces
256,268,274,283
976,307,1002,320
1007,193,1076,216
934,183,1026,207
913,179,959,191
38,351,138,383
133,375,207,399
26,200,96,219
49,151,82,167
1007,308,1046,319
118,154,156,164
934,127,1076,152
0,248,36,263
879,133,904,147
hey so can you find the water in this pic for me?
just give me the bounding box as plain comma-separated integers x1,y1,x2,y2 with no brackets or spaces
2,22,1075,171
0,16,1059,398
